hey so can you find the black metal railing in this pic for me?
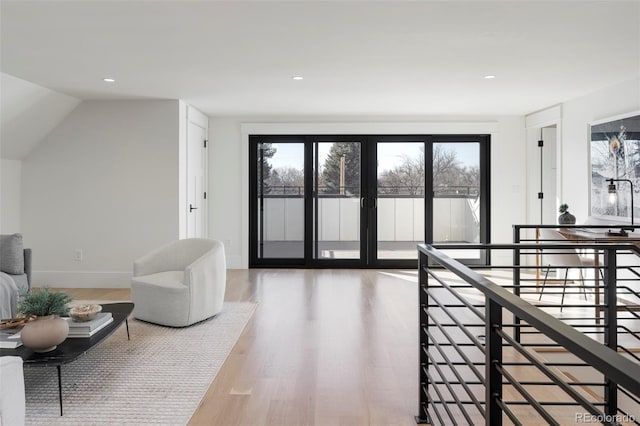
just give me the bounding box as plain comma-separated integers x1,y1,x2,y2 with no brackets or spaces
513,224,640,337
417,243,640,425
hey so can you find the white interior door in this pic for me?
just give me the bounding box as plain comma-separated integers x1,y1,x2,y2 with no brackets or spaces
541,126,558,224
186,112,207,238
526,125,559,225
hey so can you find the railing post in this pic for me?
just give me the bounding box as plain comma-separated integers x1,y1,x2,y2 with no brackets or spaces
603,247,618,418
416,250,431,424
513,225,521,343
486,298,503,426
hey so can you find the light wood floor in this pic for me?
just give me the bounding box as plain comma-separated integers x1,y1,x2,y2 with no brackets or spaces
55,269,639,425
57,269,421,426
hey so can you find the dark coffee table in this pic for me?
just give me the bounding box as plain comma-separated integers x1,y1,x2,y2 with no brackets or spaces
0,302,134,415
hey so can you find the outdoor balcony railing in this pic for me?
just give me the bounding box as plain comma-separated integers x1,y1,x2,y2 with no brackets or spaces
258,185,479,198
258,185,480,244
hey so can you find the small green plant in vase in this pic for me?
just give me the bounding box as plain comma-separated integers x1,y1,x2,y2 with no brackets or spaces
18,288,74,352
19,288,73,317
558,203,576,225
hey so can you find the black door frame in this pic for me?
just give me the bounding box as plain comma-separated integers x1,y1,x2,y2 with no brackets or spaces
308,135,368,268
365,135,433,268
249,134,491,268
249,135,307,267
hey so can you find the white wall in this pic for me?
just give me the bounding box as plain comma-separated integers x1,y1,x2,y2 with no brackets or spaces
0,159,22,233
561,78,640,223
207,119,244,267
22,100,180,287
208,116,527,268
526,78,640,225
491,117,527,250
0,72,80,160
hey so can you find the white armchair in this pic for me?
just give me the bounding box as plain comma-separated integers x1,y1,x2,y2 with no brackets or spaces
131,239,226,327
0,356,25,426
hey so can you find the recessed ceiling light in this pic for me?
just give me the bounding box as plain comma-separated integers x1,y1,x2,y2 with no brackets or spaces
103,77,116,83
484,75,496,79
292,76,304,80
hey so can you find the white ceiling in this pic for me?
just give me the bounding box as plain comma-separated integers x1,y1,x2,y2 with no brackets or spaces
1,1,639,117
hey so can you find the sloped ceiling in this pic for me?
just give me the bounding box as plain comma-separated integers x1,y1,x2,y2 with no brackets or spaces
1,73,81,160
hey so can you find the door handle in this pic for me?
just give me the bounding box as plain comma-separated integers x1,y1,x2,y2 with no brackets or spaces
361,197,365,208
189,204,198,212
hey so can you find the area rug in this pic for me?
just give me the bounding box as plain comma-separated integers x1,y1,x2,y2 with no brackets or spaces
24,302,256,425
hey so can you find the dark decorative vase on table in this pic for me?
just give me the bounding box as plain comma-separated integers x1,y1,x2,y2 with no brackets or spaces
558,203,576,225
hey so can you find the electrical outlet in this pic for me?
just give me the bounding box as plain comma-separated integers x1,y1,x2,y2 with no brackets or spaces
74,249,84,261
224,239,232,247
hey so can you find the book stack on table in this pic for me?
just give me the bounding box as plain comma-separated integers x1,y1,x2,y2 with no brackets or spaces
67,312,113,338
0,329,22,348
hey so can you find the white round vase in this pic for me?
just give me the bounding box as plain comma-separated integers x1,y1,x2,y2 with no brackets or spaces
21,315,69,352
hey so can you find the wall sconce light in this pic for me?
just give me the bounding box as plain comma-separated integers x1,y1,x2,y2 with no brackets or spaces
606,178,634,236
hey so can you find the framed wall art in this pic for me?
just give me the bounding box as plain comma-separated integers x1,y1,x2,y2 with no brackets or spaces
590,111,640,221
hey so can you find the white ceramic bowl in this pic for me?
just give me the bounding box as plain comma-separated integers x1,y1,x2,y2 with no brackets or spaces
69,304,102,322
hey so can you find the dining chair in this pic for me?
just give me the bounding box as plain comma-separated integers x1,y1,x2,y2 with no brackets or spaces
538,228,591,311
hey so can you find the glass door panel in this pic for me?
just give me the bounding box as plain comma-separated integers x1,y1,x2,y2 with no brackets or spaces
376,142,425,260
432,142,481,260
313,141,361,260
256,141,305,259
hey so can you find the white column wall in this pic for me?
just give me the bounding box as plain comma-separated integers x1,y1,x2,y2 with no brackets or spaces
207,119,244,267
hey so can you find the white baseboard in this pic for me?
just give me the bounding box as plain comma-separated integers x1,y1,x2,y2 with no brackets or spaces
33,264,245,288
33,271,132,288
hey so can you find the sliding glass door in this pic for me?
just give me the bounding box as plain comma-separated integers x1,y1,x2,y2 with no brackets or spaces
312,140,363,261
249,134,490,268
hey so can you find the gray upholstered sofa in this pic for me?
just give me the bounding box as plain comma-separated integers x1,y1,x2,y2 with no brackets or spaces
0,234,32,318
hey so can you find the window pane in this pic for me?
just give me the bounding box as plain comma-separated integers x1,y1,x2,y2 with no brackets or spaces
433,142,480,259
313,142,361,259
377,142,425,260
257,142,304,258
